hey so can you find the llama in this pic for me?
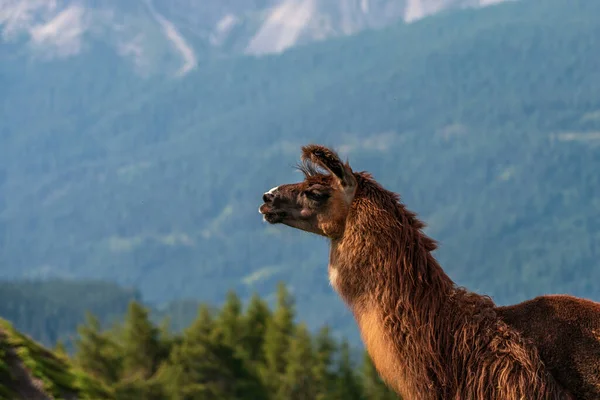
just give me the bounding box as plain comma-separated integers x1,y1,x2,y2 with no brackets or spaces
259,144,600,399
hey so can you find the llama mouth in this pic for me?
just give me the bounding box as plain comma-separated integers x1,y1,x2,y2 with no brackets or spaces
263,212,286,223
259,204,287,223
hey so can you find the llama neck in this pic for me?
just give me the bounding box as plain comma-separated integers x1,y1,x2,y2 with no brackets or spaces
330,185,568,399
331,197,459,320
330,196,492,397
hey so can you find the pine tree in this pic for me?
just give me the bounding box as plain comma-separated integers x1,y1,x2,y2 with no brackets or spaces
214,290,243,353
54,339,68,359
74,312,122,384
158,303,218,399
109,301,165,399
210,327,268,400
361,351,399,399
333,339,363,400
161,340,237,400
186,303,215,341
156,316,176,367
313,325,337,400
278,322,317,400
240,292,271,365
261,282,296,397
159,303,266,400
121,300,161,380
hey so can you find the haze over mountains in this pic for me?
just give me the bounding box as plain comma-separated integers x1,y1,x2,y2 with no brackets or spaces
1,0,509,76
1,0,599,343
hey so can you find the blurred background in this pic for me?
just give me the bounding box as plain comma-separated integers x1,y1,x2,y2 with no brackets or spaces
0,0,599,398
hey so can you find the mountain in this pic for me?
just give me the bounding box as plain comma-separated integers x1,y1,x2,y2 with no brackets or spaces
1,0,600,344
0,0,510,76
0,319,112,399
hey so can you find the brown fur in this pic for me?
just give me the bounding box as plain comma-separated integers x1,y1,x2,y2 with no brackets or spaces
497,295,600,399
259,144,600,399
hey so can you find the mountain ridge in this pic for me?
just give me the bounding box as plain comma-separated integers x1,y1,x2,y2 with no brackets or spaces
0,0,512,76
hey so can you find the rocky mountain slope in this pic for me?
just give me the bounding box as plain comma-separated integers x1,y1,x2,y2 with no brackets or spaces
0,0,510,76
0,319,112,399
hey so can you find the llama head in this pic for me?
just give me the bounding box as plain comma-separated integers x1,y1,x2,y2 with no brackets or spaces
259,144,358,238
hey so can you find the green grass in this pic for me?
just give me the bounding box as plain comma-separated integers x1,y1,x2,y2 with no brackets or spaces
0,319,113,399
0,335,16,400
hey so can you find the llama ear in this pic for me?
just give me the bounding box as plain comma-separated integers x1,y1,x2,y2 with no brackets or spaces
301,145,357,191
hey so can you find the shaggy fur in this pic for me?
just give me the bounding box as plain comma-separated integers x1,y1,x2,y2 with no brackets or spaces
329,173,570,399
497,295,600,399
259,144,600,399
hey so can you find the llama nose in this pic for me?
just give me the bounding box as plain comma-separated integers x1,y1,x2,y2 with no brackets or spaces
263,192,275,203
263,186,279,203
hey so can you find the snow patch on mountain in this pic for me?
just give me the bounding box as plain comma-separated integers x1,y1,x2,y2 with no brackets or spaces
143,0,197,76
0,0,197,76
360,0,369,13
0,0,50,39
242,0,512,56
116,33,148,72
405,0,447,22
245,0,317,56
210,14,239,46
479,0,507,4
1,0,514,72
29,4,85,57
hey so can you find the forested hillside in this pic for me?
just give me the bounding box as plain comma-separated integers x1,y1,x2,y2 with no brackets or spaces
0,279,261,351
0,285,399,399
0,280,140,348
1,0,600,343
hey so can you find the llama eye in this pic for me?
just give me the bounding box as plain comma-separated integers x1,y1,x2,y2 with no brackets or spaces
304,190,329,201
